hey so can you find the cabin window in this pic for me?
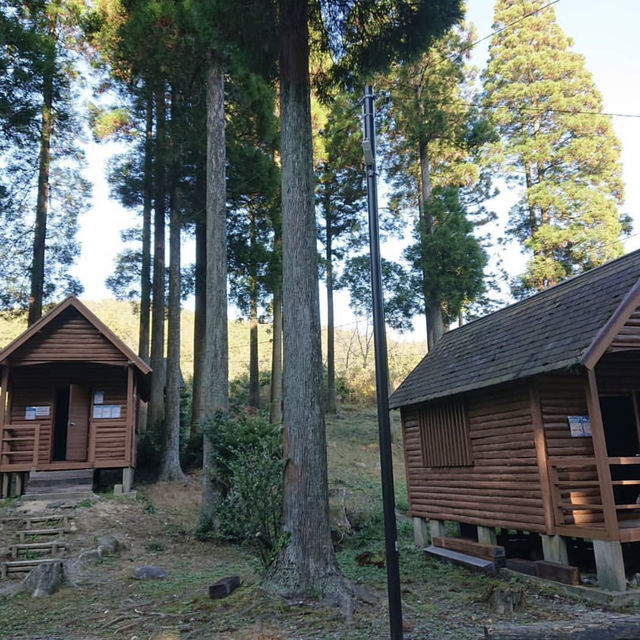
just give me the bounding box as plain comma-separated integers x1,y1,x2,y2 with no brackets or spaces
419,400,472,467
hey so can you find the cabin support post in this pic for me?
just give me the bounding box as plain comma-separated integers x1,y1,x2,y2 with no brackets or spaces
14,472,23,497
429,519,446,540
477,526,497,546
541,534,568,565
585,370,619,540
413,517,429,548
1,473,8,498
122,467,134,493
593,539,626,591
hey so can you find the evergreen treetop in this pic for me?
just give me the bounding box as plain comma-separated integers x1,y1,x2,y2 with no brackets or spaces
483,0,629,294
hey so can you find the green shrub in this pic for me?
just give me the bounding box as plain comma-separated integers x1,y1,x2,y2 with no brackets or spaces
203,409,283,566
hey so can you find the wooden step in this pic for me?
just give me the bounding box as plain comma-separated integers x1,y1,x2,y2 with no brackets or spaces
21,491,95,502
1,558,61,579
23,514,73,528
28,469,94,482
10,540,68,560
24,469,94,497
18,528,65,542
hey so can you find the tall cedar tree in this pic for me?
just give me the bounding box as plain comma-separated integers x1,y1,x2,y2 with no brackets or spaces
315,91,366,413
263,0,463,600
226,69,280,411
483,0,629,294
381,19,492,347
0,0,89,319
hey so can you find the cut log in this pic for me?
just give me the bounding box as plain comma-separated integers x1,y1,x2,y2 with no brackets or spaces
209,575,241,599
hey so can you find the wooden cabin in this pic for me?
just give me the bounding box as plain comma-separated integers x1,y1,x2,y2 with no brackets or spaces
0,297,151,497
389,250,640,590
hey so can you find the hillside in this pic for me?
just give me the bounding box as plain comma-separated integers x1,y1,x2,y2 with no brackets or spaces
0,299,427,398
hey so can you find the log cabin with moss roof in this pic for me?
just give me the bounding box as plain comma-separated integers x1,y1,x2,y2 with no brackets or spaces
390,249,640,591
0,297,151,498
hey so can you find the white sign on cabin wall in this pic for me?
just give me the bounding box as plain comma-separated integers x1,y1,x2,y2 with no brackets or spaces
568,415,592,437
25,406,50,420
92,405,121,419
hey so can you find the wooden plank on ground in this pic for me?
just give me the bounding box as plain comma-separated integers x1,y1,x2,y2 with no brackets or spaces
432,536,506,565
505,558,537,576
484,616,640,639
425,545,497,575
534,560,580,585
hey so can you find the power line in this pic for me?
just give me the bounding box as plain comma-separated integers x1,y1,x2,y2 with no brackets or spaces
463,0,563,56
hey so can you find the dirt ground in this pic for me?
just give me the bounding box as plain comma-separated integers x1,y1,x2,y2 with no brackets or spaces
2,475,640,640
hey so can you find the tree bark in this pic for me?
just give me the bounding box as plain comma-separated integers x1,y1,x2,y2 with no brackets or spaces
191,216,206,433
28,20,55,327
325,207,337,414
148,89,167,440
269,281,283,425
263,0,345,599
418,133,443,350
200,56,229,532
248,205,260,409
138,89,153,364
159,92,185,482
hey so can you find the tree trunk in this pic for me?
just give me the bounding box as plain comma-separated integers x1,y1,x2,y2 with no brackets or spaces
418,134,443,350
148,89,167,442
325,212,337,414
191,216,206,433
138,89,153,364
263,0,345,599
28,31,54,327
248,206,260,409
269,282,283,425
159,92,185,482
200,56,229,532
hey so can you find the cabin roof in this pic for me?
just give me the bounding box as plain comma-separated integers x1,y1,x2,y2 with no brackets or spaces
0,296,151,375
389,250,640,409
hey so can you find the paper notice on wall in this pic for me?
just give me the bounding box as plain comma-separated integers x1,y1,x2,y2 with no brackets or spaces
93,390,104,404
93,405,121,419
568,415,592,437
25,406,49,420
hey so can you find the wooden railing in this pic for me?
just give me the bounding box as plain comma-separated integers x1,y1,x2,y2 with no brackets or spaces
0,423,42,471
549,456,640,537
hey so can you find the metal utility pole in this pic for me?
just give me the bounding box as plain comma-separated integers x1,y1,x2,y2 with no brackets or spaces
362,84,403,640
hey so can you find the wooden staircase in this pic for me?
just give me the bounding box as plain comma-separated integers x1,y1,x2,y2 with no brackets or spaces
23,469,95,501
1,513,73,579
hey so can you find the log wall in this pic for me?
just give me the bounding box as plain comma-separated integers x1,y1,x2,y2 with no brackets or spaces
402,382,547,532
0,363,131,471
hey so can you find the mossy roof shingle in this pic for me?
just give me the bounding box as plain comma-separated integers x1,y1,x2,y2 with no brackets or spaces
389,250,640,409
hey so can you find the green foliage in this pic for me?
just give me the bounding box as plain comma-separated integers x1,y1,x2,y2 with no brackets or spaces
0,0,91,313
203,410,283,566
406,187,488,322
483,0,628,294
228,370,272,412
378,15,495,331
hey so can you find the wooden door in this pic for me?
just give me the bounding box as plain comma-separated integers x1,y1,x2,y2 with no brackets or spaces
66,384,90,461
